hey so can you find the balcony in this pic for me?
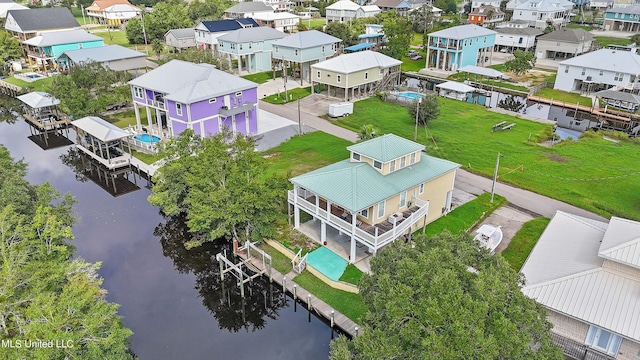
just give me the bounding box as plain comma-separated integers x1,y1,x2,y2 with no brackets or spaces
146,99,166,110
288,188,429,250
550,332,616,360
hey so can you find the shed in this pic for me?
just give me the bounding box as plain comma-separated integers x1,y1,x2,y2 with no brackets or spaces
435,81,476,101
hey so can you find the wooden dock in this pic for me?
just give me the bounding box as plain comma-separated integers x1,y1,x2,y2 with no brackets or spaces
0,79,23,97
238,251,362,338
527,95,639,123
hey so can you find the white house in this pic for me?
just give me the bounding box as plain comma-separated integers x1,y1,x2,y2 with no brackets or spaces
224,2,274,19
326,0,381,23
521,211,640,360
511,0,573,29
471,0,502,9
590,0,614,9
252,12,300,32
194,18,259,52
554,48,640,93
85,0,141,26
494,27,543,52
535,28,593,59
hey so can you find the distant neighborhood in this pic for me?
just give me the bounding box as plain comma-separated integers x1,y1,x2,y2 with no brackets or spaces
0,0,639,358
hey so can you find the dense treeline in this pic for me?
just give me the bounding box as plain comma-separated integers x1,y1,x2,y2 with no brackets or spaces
0,146,134,359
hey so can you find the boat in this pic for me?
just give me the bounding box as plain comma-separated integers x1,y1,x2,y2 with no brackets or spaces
474,224,503,254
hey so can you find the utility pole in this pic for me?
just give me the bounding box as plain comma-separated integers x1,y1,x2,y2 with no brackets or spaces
491,152,502,203
81,5,86,26
414,97,422,141
297,97,302,135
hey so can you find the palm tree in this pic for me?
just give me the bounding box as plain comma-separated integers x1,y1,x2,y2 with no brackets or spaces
358,124,380,141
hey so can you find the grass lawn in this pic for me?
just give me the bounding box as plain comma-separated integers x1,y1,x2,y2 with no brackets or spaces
401,54,426,72
262,87,312,105
308,18,326,29
241,70,283,84
333,97,640,220
95,30,131,47
338,264,363,285
410,32,424,47
535,88,593,107
566,24,592,31
594,36,633,47
501,217,550,271
4,76,55,92
293,271,367,323
258,243,293,274
263,131,351,177
106,109,147,129
447,72,529,92
421,193,506,237
130,149,162,165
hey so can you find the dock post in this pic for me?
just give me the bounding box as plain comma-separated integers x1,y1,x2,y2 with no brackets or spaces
218,255,224,280
355,327,359,336
330,311,335,328
307,294,312,310
239,270,245,298
282,277,286,293
293,285,297,300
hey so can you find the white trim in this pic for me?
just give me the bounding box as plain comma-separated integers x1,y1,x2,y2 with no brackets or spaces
377,200,385,219
399,190,407,208
352,152,361,161
373,160,382,170
389,160,396,172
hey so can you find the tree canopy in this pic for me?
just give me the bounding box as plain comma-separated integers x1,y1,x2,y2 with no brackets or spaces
0,30,23,76
158,48,230,71
0,146,133,359
407,92,439,126
325,22,358,47
504,50,536,82
127,1,191,44
378,11,412,60
148,130,287,248
330,231,563,360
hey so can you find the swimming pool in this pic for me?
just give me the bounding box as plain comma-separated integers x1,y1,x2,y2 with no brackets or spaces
396,91,424,100
134,134,161,143
26,74,42,79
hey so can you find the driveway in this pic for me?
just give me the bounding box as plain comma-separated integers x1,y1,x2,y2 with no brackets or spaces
478,205,536,254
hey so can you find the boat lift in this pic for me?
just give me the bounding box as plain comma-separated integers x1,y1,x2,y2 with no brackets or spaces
216,242,272,298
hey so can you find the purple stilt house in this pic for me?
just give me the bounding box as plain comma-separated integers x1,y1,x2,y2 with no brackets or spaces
128,59,259,138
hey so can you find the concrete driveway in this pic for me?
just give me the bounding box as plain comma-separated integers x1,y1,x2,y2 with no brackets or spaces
477,205,536,254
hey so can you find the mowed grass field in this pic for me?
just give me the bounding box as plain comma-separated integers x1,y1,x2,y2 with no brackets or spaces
333,97,640,220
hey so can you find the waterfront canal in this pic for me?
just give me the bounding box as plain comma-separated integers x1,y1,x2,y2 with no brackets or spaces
0,113,335,359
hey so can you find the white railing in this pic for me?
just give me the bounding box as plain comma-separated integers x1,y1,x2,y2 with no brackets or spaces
291,249,308,273
146,99,166,110
123,137,159,154
76,144,131,169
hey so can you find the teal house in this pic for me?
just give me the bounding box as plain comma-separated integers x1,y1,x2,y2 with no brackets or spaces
217,26,287,74
271,30,342,85
603,5,640,32
426,24,496,72
23,29,104,72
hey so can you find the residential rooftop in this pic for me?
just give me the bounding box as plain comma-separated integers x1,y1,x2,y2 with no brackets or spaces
559,48,640,74
311,50,401,73
428,24,497,39
272,30,341,49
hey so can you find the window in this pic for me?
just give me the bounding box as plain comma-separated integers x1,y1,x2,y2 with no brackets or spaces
364,72,368,80
399,191,407,208
564,65,569,73
239,44,243,50
337,75,341,83
295,49,298,56
518,37,523,44
614,12,618,18
390,160,396,172
134,86,143,98
471,15,475,20
410,152,416,164
483,36,487,43
352,153,360,161
581,68,586,75
400,157,406,168
419,183,424,194
275,46,278,53
585,326,622,356
235,91,243,96
599,70,603,76
322,45,325,52
176,103,183,116
208,98,217,103
373,160,382,170
359,209,369,218
532,11,537,16
317,71,321,79
614,72,622,81
377,200,385,218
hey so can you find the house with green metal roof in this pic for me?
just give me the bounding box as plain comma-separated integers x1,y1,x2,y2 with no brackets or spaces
288,134,460,263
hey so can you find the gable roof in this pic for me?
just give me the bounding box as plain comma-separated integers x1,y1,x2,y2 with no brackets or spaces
197,18,259,33
428,24,497,39
225,2,273,13
494,27,544,36
0,2,27,18
327,0,361,10
17,91,60,109
290,151,459,212
311,50,401,73
598,217,640,269
6,8,79,32
360,4,382,11
128,60,258,104
23,29,102,47
73,116,132,142
217,26,286,43
559,49,640,75
60,44,145,64
538,28,593,43
469,5,504,15
347,134,425,162
165,28,195,40
373,0,411,8
513,0,574,11
86,0,134,11
272,30,341,49
606,4,640,14
521,211,640,342
252,12,300,21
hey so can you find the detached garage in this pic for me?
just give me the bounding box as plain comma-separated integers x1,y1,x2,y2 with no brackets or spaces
57,44,147,72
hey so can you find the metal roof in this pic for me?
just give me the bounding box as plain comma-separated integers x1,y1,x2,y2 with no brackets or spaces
17,91,60,108
252,12,299,21
311,50,401,74
23,29,102,47
606,4,640,15
128,60,258,104
598,217,640,269
60,45,145,64
373,0,411,8
345,43,374,52
0,2,27,18
164,28,195,40
326,0,361,10
358,33,383,39
513,0,574,11
6,7,79,32
428,24,497,40
197,19,259,33
225,2,273,13
272,30,341,49
217,26,286,43
290,152,459,212
494,27,544,36
521,211,640,342
559,49,640,75
346,134,425,162
595,90,640,105
436,81,477,93
457,65,505,78
538,28,593,43
73,116,132,142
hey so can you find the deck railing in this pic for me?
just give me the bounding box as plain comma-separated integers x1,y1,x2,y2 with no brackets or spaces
550,332,615,360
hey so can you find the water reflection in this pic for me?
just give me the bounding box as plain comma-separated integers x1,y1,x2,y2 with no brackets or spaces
154,214,288,333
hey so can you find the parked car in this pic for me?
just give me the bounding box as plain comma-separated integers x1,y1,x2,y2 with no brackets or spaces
407,50,419,57
410,54,423,61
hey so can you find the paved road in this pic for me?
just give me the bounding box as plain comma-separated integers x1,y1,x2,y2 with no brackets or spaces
260,98,608,222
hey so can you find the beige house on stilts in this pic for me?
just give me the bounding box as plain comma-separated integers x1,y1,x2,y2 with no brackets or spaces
288,134,460,262
310,50,402,101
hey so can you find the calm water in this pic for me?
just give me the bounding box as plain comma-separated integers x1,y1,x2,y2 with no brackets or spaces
0,115,335,359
